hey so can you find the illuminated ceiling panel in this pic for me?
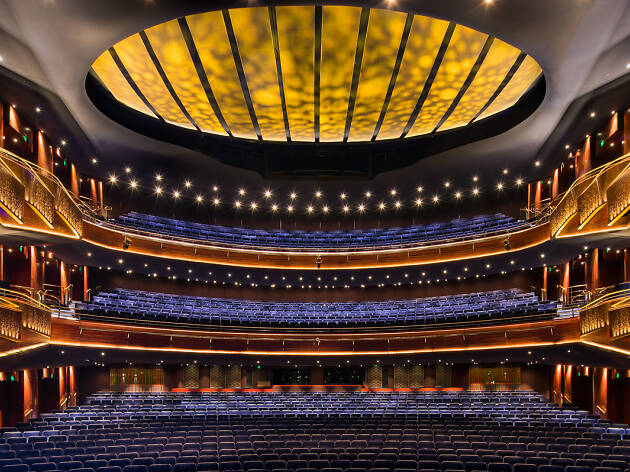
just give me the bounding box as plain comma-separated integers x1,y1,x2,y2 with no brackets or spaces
113,34,192,128
407,25,488,137
348,8,408,142
187,11,257,139
276,6,316,142
476,55,542,121
320,6,361,142
230,7,286,141
90,6,542,143
91,53,155,118
439,39,521,131
143,19,228,135
376,16,449,141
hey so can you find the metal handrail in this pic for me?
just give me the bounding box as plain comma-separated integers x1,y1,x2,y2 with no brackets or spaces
70,308,564,334
93,216,536,254
0,285,51,311
0,146,95,218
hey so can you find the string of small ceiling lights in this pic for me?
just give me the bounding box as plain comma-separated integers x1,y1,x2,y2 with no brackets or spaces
105,167,526,215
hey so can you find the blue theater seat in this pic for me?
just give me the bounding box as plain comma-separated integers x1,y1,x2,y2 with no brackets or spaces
78,288,556,328
109,212,529,251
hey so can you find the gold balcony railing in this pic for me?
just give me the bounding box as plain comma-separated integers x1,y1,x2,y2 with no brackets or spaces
0,147,88,237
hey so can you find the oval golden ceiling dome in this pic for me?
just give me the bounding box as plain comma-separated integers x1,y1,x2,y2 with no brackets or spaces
91,5,542,143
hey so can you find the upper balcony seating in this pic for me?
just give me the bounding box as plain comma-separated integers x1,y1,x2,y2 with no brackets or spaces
76,288,556,328
1,391,628,472
109,212,528,250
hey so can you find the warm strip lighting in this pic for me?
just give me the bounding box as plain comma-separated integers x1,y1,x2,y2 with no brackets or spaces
48,339,577,357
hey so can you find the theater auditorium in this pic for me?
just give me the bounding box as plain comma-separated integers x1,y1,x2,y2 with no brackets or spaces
1,2,630,472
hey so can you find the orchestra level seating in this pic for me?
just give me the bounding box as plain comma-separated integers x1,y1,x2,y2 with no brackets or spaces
1,391,629,472
109,212,528,250
76,288,556,328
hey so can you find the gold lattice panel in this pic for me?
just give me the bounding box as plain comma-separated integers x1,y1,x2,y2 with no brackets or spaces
609,306,630,339
366,365,383,388
578,180,605,226
183,364,200,388
409,365,425,387
551,189,578,236
109,367,164,389
580,305,608,335
55,188,83,236
25,173,55,226
436,364,452,387
0,164,24,221
0,306,21,341
607,164,630,223
469,367,521,389
208,365,224,388
226,365,242,388
20,303,50,336
393,365,409,388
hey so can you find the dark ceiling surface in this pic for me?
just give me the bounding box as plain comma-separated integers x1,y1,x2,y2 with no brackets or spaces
1,0,630,190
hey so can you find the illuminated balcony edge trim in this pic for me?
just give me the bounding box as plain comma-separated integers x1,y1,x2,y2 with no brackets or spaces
46,339,578,357
81,229,547,270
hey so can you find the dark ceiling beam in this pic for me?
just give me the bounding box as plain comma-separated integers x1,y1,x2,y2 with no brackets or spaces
371,13,414,142
432,35,494,133
343,7,370,143
314,5,322,143
400,22,456,139
469,52,527,125
268,6,291,142
107,47,164,122
139,30,201,132
178,16,233,137
222,9,263,141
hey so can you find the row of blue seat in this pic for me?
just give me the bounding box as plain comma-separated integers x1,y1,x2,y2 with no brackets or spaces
0,392,628,472
76,289,556,328
109,212,527,250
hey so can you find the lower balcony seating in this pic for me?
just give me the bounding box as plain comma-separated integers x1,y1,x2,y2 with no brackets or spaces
76,288,556,328
1,391,628,472
110,212,528,250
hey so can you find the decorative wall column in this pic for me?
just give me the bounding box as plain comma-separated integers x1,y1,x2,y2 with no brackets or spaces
83,266,89,301
36,132,52,172
561,262,570,303
59,261,69,304
58,366,67,411
624,249,630,282
89,179,97,208
593,367,608,419
542,267,548,300
70,163,79,197
0,245,4,281
577,135,592,178
534,180,542,211
98,181,104,210
589,249,600,291
552,364,562,405
68,366,77,407
22,369,38,421
552,169,559,199
29,246,42,291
